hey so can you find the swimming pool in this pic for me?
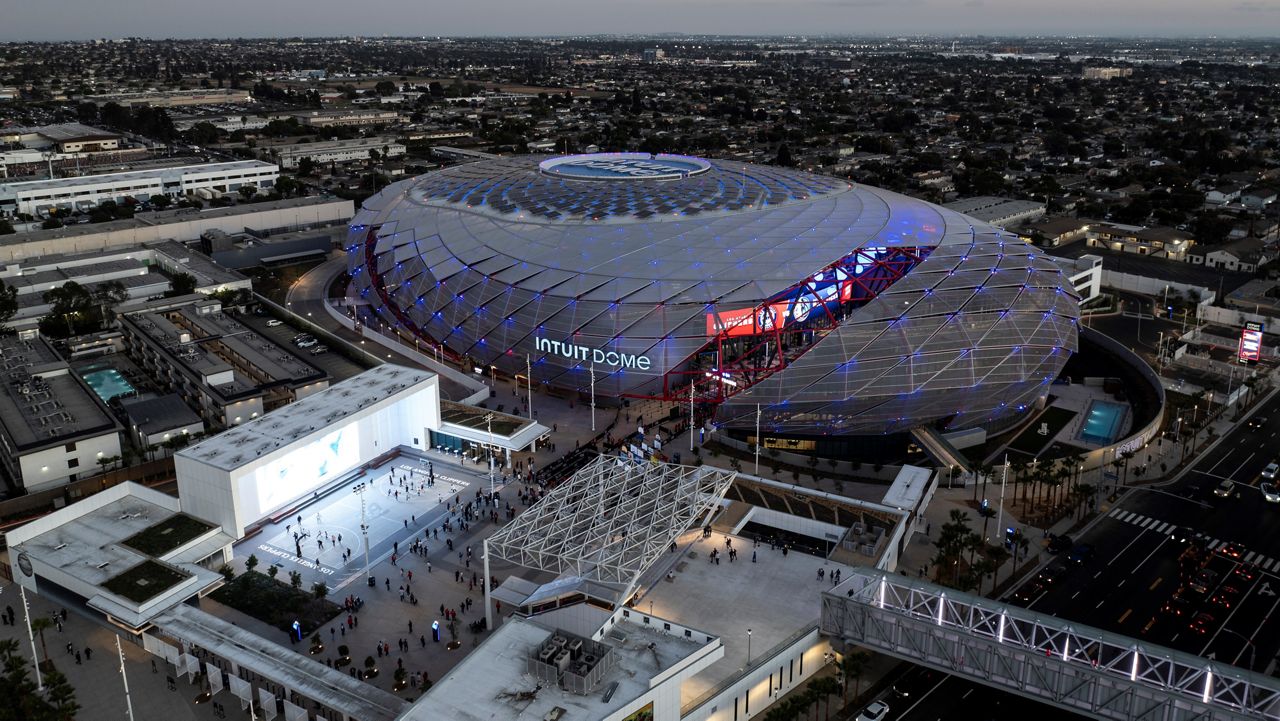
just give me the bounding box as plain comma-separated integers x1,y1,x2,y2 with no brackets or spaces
1078,400,1128,445
80,367,136,403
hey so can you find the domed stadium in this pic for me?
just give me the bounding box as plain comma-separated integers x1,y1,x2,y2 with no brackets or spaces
347,153,1080,436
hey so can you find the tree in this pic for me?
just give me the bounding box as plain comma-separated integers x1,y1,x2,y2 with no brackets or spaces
0,281,17,332
266,564,279,580
148,193,172,210
312,581,329,600
237,184,258,202
289,570,303,589
42,217,64,230
275,175,300,198
42,281,95,337
245,554,259,572
932,509,980,587
166,272,198,297
297,156,317,177
0,218,14,235
838,650,871,704
93,280,129,327
775,143,794,167
30,617,53,670
808,675,841,720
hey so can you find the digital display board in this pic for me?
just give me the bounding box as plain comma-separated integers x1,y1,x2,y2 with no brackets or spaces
1239,321,1264,363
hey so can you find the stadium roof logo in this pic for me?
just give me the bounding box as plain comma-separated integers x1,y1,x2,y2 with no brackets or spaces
539,153,711,181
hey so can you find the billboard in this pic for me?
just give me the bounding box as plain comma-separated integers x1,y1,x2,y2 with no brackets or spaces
242,424,362,521
1239,321,1264,363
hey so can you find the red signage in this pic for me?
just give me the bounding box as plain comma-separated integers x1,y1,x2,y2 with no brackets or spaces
1239,321,1264,363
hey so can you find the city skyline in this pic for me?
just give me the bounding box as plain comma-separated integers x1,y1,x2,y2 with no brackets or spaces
4,0,1280,42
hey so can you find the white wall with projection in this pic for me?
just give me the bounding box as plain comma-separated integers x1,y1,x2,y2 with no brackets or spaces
176,365,441,537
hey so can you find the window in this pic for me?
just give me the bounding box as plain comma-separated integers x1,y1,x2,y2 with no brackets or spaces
64,442,76,452
67,459,78,469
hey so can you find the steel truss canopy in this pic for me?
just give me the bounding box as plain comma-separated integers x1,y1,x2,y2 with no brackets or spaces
486,456,736,602
822,568,1280,721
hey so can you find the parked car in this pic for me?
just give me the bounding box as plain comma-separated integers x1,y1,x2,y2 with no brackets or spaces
1213,479,1236,498
309,345,329,355
1161,590,1193,617
1047,534,1073,554
1189,569,1220,595
297,338,319,348
1036,562,1070,586
266,319,283,327
1264,462,1280,481
855,701,890,721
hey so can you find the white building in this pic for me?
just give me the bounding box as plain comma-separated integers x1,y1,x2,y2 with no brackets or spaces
944,196,1047,229
175,365,442,537
0,160,279,217
0,334,122,492
272,137,406,169
1064,253,1104,303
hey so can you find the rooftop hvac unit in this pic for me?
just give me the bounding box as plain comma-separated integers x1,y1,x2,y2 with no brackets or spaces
550,635,567,649
553,650,571,672
567,639,583,659
581,653,598,667
537,647,556,664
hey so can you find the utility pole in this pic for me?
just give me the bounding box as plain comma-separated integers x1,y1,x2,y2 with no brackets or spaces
353,482,372,586
689,380,695,452
589,362,596,433
526,355,533,423
994,454,1009,546
116,636,135,721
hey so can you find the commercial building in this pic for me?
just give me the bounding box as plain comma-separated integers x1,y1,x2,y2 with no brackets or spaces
350,153,1080,438
0,240,251,331
120,393,205,451
290,109,400,128
271,137,406,169
1082,67,1133,80
0,160,279,217
0,122,122,153
0,195,354,263
86,88,253,108
118,295,329,429
0,334,122,493
942,196,1047,229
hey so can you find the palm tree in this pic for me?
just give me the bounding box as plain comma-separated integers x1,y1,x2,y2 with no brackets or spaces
30,616,53,669
92,280,129,327
809,675,841,720
838,650,871,704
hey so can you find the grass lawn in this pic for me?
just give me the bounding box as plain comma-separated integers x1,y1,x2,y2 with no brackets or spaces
210,570,341,635
1006,406,1078,458
121,513,216,557
102,560,191,604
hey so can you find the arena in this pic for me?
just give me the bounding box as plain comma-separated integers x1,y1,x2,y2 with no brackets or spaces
348,153,1080,436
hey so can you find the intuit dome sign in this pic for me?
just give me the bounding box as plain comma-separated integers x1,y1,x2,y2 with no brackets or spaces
534,337,653,371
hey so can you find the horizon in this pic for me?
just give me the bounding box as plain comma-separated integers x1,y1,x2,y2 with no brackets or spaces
4,0,1280,44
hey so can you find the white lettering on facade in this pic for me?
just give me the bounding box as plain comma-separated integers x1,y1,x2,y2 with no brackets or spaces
534,337,652,371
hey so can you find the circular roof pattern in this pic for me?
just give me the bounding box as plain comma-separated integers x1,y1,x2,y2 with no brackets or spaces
538,153,712,182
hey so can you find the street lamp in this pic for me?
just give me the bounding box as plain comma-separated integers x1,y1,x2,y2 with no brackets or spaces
1218,628,1257,670
353,482,373,586
746,628,753,667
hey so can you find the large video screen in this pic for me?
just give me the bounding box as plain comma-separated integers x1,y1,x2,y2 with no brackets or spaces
243,424,361,520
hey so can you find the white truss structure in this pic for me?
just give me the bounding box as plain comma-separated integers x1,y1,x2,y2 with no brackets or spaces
486,455,736,603
822,568,1280,721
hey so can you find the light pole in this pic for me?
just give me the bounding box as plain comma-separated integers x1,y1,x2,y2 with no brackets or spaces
353,482,372,586
589,362,596,433
1219,628,1258,670
20,584,42,691
485,412,495,499
754,404,761,475
116,635,136,721
746,628,753,667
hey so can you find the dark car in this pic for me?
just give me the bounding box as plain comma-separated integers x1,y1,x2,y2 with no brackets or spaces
1249,415,1269,429
1188,612,1215,635
1047,534,1073,554
1216,542,1246,561
1161,590,1193,617
1233,565,1259,583
1067,543,1095,564
1036,562,1070,586
1189,569,1220,595
1012,582,1045,605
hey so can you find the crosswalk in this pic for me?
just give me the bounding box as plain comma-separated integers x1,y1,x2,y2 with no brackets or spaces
1106,507,1280,572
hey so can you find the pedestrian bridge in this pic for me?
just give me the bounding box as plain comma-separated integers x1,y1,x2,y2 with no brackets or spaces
821,568,1280,721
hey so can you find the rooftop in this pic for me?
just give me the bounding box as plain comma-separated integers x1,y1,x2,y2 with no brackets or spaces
0,122,121,142
177,364,435,471
0,160,276,194
405,616,711,721
120,393,203,436
0,334,118,453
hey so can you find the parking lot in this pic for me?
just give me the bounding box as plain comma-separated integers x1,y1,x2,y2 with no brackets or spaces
238,310,368,382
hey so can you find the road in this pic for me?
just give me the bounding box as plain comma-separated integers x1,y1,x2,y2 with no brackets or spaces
1011,387,1280,674
884,665,1088,721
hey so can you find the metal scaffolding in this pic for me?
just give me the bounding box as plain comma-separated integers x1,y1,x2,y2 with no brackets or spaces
821,568,1280,721
484,456,736,627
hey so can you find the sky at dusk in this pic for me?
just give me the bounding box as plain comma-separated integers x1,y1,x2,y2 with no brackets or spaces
3,0,1280,41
